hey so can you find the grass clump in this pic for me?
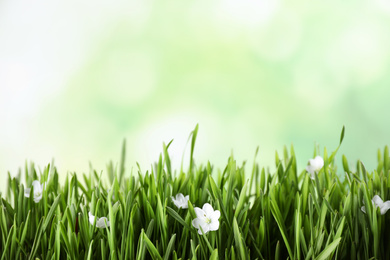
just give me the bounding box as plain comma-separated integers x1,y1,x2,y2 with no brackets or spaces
1,125,390,259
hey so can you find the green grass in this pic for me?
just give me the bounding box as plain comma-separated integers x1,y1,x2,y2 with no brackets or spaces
1,125,390,259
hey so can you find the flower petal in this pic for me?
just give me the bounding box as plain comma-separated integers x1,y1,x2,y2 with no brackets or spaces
88,212,95,225
372,195,384,207
308,158,315,165
172,194,189,209
96,217,110,228
306,156,324,174
198,222,210,235
314,156,324,168
192,217,210,234
211,210,220,222
208,219,220,231
194,207,205,218
306,165,314,175
180,201,188,209
181,195,189,208
202,203,214,216
24,187,31,198
32,180,43,192
192,217,203,229
171,197,179,208
177,193,185,201
380,201,390,215
33,194,42,203
361,206,366,213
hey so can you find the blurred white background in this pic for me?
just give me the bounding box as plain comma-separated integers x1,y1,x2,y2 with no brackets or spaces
1,0,390,192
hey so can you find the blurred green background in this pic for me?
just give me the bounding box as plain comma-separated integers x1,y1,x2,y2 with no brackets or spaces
1,0,390,191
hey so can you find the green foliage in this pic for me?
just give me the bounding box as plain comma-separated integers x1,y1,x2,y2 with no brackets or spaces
1,126,390,259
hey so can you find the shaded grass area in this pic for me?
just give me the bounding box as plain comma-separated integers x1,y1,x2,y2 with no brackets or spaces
1,125,390,259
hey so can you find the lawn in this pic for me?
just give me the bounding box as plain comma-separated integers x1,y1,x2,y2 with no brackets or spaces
1,125,389,259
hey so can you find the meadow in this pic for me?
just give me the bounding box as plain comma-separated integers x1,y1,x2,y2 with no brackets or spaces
1,125,389,259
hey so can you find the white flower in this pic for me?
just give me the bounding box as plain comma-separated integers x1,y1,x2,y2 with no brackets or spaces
88,211,110,228
192,203,220,235
361,195,390,215
171,193,189,209
306,156,324,179
24,180,44,203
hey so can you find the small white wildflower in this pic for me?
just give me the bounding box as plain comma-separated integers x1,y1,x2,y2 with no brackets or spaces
306,156,324,179
192,203,220,235
361,195,390,215
171,193,189,209
24,180,44,203
88,211,110,228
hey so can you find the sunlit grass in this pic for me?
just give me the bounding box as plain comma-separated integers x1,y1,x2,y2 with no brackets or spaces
1,125,390,259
